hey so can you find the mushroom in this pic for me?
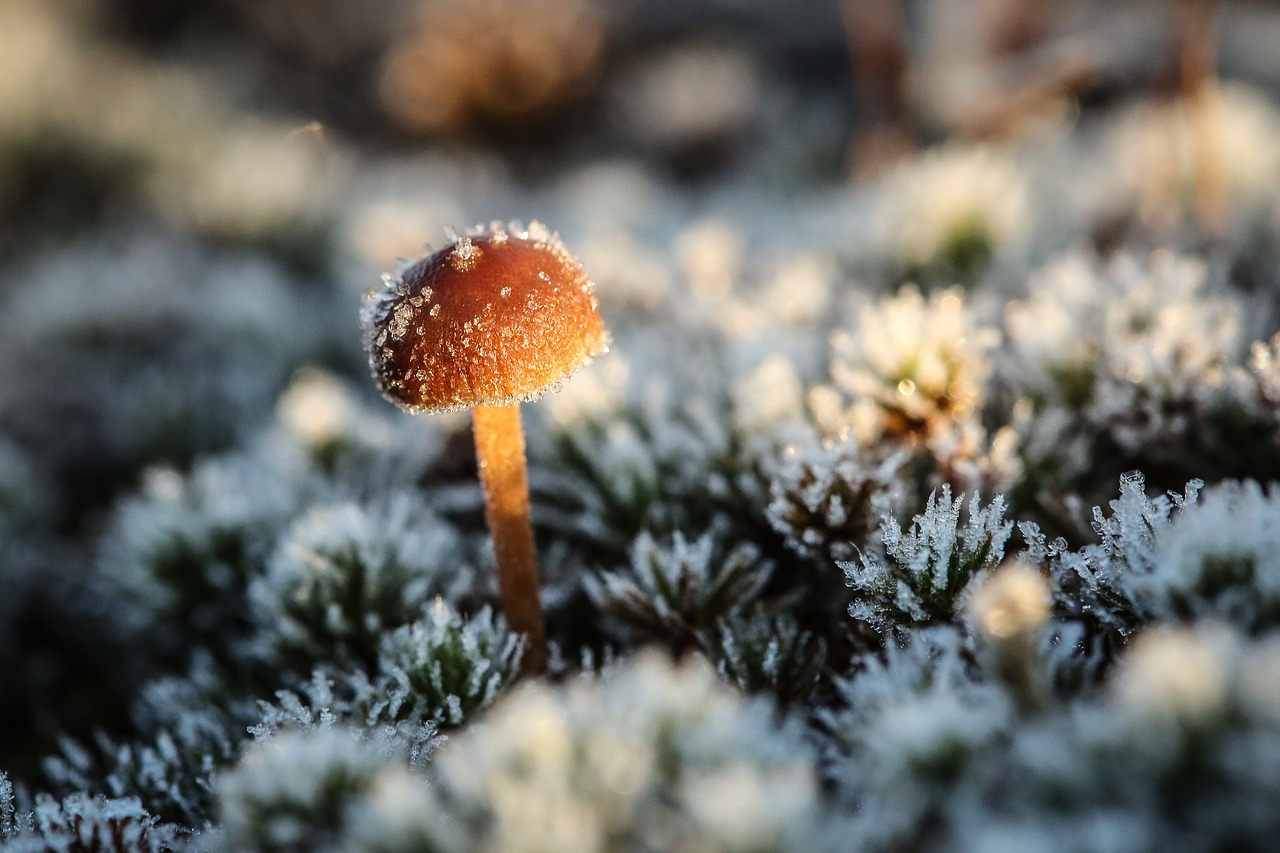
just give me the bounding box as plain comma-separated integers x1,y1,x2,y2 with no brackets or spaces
361,221,608,674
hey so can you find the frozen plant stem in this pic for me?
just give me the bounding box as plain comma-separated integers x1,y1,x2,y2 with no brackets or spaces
472,403,545,674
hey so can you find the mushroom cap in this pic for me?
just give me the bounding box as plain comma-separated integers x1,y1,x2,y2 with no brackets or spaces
362,223,608,414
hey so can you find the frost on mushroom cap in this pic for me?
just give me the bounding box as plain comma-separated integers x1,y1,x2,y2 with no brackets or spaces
362,222,609,414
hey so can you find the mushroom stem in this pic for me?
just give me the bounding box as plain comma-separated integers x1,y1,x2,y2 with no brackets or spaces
472,402,546,674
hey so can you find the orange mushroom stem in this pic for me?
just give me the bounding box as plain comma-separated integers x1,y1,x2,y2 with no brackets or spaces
472,402,544,672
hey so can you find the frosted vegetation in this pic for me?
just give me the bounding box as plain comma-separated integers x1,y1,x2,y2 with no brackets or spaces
4,2,1280,851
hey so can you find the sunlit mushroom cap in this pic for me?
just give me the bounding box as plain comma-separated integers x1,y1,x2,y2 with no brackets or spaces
362,222,609,414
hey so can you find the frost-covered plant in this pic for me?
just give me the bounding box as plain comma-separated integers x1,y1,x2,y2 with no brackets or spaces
39,652,257,829
0,437,47,535
1021,471,1203,640
868,145,1030,284
374,603,521,727
1004,250,1271,503
0,238,334,517
967,562,1052,710
844,487,1012,638
529,329,752,563
1057,625,1280,850
588,530,771,650
44,721,236,832
100,444,317,661
821,621,1280,853
438,649,823,853
0,778,185,853
766,433,905,565
273,369,381,469
214,728,456,853
729,353,810,441
1103,84,1280,240
811,285,1016,497
1014,252,1240,425
1242,332,1280,441
1,772,17,841
254,602,520,736
709,611,826,706
822,627,1010,848
1130,479,1280,632
250,492,470,669
0,440,144,785
826,286,997,435
0,2,344,265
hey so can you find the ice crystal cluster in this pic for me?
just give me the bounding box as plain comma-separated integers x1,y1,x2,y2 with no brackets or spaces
8,3,1280,852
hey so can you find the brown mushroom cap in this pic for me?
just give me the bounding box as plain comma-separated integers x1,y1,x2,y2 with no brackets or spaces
362,223,608,414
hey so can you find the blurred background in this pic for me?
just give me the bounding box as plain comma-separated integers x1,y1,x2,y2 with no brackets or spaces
10,0,1280,269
